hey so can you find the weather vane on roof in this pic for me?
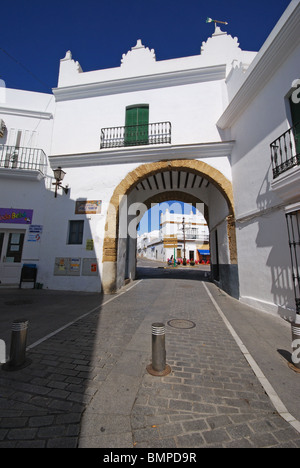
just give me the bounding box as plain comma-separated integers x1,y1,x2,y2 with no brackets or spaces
206,17,228,31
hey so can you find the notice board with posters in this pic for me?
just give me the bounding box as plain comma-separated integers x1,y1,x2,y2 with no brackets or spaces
54,257,81,276
82,258,98,276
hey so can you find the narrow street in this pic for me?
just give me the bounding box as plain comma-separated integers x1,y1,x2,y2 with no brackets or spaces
0,258,299,447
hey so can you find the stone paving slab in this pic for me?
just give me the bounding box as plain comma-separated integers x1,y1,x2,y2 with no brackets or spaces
0,264,300,448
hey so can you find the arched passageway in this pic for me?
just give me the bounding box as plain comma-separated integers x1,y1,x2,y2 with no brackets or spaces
102,159,238,298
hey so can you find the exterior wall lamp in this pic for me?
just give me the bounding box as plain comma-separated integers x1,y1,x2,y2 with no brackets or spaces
0,119,6,138
52,167,69,197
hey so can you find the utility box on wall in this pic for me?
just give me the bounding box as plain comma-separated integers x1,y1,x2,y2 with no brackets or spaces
54,257,81,276
53,257,98,276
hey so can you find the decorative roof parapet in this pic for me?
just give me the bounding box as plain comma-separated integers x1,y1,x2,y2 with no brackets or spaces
121,39,156,68
201,26,243,63
57,50,83,87
61,50,83,73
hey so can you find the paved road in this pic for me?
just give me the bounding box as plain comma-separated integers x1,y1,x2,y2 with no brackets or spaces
0,259,299,448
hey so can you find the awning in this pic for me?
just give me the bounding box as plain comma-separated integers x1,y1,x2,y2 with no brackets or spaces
198,249,210,255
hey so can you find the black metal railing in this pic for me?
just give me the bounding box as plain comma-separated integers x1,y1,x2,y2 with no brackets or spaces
270,122,300,178
179,233,210,241
0,145,47,174
100,122,171,149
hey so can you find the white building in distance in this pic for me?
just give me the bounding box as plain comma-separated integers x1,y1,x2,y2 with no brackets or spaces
137,209,210,263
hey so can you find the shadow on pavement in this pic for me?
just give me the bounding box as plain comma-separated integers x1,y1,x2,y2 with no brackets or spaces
0,287,105,447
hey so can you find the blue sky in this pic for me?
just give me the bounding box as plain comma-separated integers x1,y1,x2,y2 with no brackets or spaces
0,0,289,93
0,0,291,234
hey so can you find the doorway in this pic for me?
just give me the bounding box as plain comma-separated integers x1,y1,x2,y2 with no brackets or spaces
0,230,25,284
286,209,300,314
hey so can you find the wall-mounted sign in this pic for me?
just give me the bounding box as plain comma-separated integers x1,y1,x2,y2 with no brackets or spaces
86,239,94,250
75,200,102,215
70,258,80,272
82,258,98,276
27,225,43,242
163,236,178,248
0,208,33,224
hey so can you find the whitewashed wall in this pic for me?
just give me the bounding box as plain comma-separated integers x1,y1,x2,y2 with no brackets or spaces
0,89,54,281
2,3,298,317
224,2,300,318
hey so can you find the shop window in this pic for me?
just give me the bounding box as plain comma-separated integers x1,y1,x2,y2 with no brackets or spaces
68,220,84,245
0,233,3,257
6,233,24,263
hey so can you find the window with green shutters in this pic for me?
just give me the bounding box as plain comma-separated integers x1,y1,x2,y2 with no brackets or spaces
289,94,300,154
124,105,149,146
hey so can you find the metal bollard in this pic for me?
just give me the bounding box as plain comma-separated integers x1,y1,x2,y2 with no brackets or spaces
2,319,31,371
147,322,171,377
289,320,300,373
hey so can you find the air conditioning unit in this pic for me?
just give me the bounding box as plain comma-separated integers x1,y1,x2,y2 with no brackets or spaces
0,119,6,138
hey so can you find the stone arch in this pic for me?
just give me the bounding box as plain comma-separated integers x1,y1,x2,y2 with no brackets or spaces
102,159,237,292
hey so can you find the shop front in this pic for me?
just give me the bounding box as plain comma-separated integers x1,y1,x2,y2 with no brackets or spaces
197,247,211,264
0,208,33,285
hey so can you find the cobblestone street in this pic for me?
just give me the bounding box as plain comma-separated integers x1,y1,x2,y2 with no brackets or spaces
0,260,300,448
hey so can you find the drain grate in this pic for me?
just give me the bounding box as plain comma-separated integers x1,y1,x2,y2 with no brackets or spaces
167,319,196,329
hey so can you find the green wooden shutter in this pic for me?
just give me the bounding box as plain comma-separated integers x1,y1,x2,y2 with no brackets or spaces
125,107,137,145
125,105,149,145
289,96,300,154
137,106,149,144
125,107,137,126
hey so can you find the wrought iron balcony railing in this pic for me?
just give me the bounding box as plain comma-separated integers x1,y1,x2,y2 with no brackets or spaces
270,122,300,178
0,145,47,175
100,122,171,149
179,233,210,241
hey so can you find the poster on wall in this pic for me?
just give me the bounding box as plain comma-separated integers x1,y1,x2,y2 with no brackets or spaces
75,200,102,215
70,258,80,272
27,225,43,242
82,258,98,276
0,208,33,224
54,257,81,276
86,239,94,250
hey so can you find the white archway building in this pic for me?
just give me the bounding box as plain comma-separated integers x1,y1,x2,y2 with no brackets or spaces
0,0,300,321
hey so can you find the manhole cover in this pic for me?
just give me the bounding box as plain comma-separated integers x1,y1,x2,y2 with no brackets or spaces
167,319,196,329
4,300,33,306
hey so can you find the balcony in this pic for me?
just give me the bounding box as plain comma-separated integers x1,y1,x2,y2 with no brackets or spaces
270,122,300,202
270,122,300,179
179,233,210,242
0,145,47,180
100,122,171,149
